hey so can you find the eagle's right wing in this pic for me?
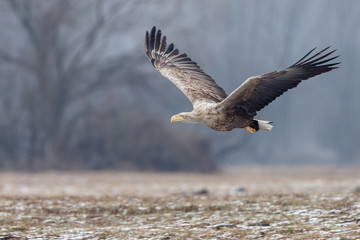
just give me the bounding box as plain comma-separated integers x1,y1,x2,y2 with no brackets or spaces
145,27,227,106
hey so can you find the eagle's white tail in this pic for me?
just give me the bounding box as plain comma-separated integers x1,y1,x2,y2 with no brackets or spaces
257,120,273,131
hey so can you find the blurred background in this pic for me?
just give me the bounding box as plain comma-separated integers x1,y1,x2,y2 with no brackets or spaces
0,0,358,172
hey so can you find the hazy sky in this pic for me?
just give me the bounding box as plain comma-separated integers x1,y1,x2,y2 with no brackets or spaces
0,0,359,168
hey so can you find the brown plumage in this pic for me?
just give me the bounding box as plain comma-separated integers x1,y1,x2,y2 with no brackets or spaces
145,26,340,132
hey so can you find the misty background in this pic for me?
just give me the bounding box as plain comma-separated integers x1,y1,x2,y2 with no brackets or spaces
0,0,358,172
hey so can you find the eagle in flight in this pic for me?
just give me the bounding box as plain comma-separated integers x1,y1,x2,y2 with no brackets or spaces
145,27,339,133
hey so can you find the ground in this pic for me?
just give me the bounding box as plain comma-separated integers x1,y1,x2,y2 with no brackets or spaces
0,166,359,239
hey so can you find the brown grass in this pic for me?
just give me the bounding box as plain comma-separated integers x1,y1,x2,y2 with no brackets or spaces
0,166,360,239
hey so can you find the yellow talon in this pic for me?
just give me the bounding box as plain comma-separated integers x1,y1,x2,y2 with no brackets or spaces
245,126,256,133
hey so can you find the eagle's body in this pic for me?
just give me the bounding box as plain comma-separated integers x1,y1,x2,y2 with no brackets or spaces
173,102,255,131
145,27,339,133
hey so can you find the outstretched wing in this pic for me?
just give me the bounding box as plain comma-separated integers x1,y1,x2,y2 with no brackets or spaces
219,47,340,115
145,26,227,106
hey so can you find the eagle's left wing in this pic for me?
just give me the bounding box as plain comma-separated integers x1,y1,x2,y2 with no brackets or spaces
218,47,340,115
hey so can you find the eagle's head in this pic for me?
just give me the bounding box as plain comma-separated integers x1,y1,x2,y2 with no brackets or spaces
170,112,199,124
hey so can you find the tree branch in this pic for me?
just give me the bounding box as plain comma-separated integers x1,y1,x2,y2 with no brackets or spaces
6,0,43,60
0,48,35,73
68,0,106,69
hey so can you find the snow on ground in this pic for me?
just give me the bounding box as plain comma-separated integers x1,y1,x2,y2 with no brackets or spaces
0,166,359,239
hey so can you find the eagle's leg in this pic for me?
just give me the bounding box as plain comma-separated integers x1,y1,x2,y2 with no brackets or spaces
244,120,260,133
245,126,256,133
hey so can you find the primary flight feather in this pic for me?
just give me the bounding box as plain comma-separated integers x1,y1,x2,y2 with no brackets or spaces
145,26,339,133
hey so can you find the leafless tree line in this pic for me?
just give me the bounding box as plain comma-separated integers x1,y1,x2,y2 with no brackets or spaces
1,0,358,170
0,0,216,171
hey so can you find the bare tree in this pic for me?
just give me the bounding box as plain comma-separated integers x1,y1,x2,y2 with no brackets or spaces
0,0,216,172
0,0,120,168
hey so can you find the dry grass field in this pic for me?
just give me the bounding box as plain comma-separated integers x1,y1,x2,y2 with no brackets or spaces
0,166,360,239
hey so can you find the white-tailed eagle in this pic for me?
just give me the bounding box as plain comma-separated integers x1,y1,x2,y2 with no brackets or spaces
145,27,339,133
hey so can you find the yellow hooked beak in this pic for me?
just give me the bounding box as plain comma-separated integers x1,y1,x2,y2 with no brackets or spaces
171,114,183,123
